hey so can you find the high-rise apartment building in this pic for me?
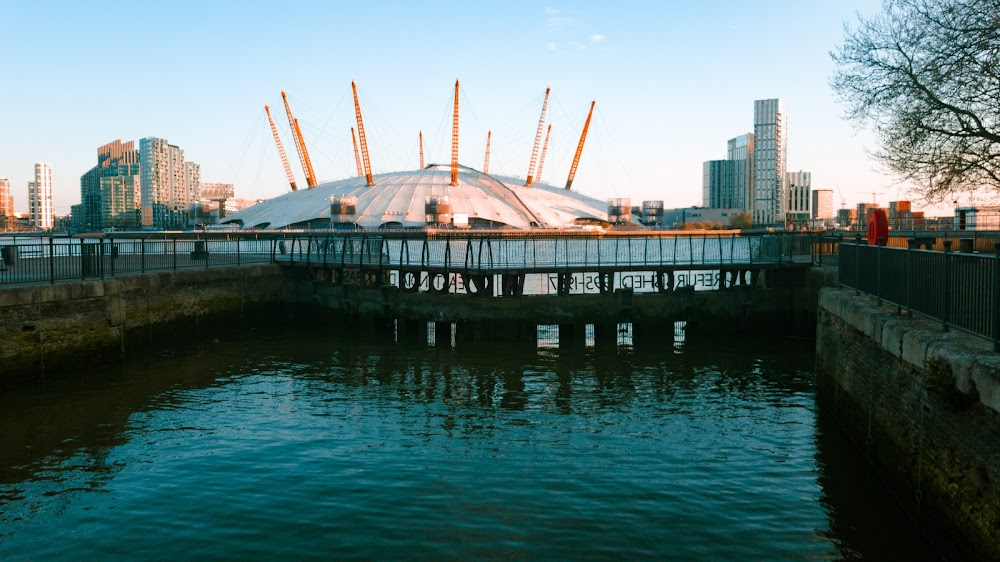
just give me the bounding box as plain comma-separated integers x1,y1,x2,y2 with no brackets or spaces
29,163,54,230
99,140,141,228
785,170,811,226
702,160,737,208
79,166,101,230
812,189,833,220
702,133,754,211
184,162,201,204
140,137,196,228
752,99,787,226
0,177,13,216
727,133,754,213
79,139,142,230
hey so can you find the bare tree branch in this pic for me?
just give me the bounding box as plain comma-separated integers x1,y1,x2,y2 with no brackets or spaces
831,0,1000,202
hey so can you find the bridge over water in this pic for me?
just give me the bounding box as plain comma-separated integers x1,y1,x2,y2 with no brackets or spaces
276,230,818,294
271,231,826,345
0,230,828,345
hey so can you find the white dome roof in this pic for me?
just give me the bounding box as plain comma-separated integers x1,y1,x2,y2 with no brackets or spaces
227,164,609,230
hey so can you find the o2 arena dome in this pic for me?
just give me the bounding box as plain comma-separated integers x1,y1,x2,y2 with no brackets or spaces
226,164,608,230
226,81,611,230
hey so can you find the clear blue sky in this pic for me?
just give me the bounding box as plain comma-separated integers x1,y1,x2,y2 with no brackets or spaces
2,0,951,216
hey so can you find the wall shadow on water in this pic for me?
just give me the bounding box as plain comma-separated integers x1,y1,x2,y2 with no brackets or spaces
813,398,958,561
0,315,943,559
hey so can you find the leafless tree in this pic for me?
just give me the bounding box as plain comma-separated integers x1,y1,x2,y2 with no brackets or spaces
831,0,1000,204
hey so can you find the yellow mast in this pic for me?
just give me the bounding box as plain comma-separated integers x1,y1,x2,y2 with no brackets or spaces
351,127,363,177
352,81,374,186
281,91,317,188
264,104,297,191
526,87,550,187
451,80,459,186
483,130,491,174
536,123,552,183
566,101,595,190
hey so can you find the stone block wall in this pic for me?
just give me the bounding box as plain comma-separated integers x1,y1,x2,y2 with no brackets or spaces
0,265,284,382
817,288,1000,559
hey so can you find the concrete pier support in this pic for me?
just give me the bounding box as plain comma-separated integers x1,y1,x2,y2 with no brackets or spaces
433,322,452,347
558,323,585,349
395,318,426,343
358,314,385,336
454,319,539,347
455,320,482,345
593,321,618,350
632,321,666,347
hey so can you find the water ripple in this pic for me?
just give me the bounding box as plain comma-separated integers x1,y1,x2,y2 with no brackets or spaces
0,332,934,559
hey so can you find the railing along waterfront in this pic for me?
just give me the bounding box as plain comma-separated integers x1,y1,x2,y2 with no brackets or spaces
838,240,1000,351
0,231,826,289
276,231,819,271
0,235,273,285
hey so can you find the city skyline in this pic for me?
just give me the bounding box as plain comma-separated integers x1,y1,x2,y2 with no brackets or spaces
0,1,970,220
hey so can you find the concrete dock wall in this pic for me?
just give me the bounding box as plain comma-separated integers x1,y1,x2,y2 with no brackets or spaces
817,287,1000,559
0,265,284,382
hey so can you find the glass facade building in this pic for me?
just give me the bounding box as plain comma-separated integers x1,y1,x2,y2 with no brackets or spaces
752,99,787,226
29,163,54,230
785,170,811,226
140,137,198,228
0,177,13,217
79,139,142,230
812,189,833,220
702,133,753,211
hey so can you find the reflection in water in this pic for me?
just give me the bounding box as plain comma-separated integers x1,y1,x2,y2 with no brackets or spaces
0,323,937,559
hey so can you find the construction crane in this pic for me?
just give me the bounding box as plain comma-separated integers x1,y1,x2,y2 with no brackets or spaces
483,130,491,174
419,131,425,169
264,105,297,191
451,80,460,186
351,127,363,177
565,100,595,190
536,123,552,183
281,91,318,188
352,81,374,186
526,87,551,187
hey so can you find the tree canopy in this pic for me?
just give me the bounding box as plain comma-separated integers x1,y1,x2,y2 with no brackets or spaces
831,0,1000,204
729,212,753,230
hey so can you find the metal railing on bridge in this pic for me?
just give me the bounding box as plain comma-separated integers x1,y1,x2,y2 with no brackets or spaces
276,231,820,271
838,240,1000,351
0,231,824,288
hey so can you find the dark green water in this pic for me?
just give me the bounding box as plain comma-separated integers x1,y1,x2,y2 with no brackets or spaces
0,322,938,559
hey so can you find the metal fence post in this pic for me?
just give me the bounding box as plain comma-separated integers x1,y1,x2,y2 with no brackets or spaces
904,239,911,316
141,239,146,273
943,240,952,332
876,237,885,305
854,234,862,296
173,239,177,271
994,242,1000,352
48,237,55,284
